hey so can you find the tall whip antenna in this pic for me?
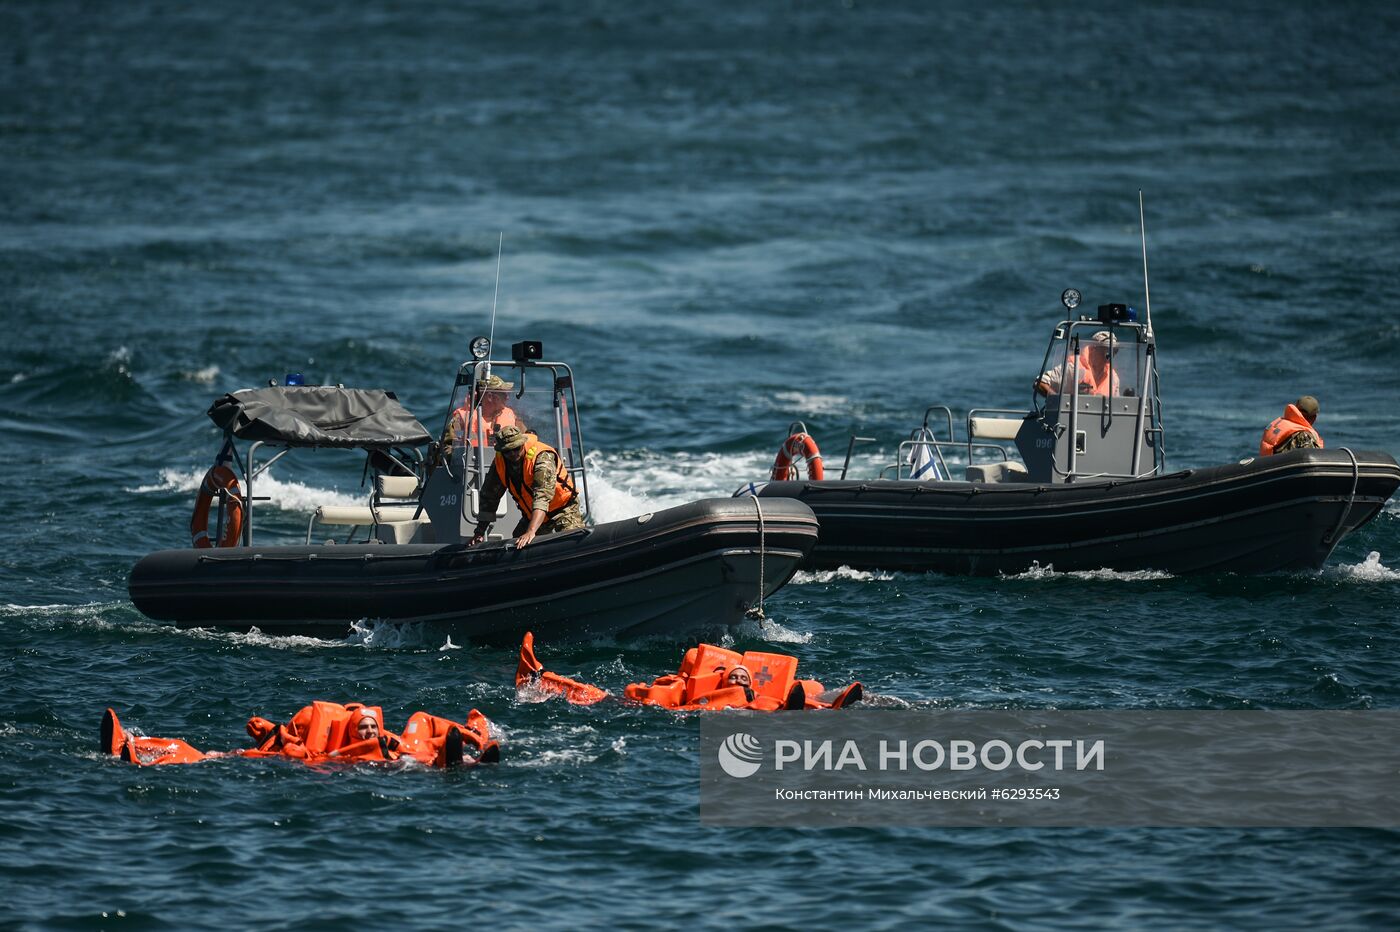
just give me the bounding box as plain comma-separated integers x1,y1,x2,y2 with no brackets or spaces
1138,190,1153,336
486,232,503,375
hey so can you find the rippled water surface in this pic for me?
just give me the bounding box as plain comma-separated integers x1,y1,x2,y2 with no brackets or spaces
3,1,1400,928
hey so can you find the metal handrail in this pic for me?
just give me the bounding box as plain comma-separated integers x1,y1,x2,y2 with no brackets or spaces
896,438,1008,480
840,436,878,480
919,406,955,442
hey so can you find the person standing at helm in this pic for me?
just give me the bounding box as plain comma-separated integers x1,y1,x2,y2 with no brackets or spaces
470,424,585,549
1035,330,1121,397
1260,395,1324,456
446,373,521,451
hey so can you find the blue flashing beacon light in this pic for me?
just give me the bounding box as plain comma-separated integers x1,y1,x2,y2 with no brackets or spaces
285,372,305,386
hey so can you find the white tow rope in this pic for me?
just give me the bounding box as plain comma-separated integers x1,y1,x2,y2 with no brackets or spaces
746,494,766,621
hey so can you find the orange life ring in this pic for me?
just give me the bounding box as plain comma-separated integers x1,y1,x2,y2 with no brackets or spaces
771,432,824,481
190,464,244,548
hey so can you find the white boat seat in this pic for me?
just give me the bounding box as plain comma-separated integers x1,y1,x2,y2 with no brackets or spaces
966,462,1030,483
314,504,424,526
968,416,1023,440
375,475,421,499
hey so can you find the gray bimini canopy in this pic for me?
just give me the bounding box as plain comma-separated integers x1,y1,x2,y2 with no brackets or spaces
207,386,432,449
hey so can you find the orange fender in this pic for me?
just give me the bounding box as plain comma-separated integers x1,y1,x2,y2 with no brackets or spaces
516,632,609,705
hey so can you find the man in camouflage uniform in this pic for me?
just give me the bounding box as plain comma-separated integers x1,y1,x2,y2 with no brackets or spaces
1260,395,1324,455
1276,426,1321,453
470,424,585,549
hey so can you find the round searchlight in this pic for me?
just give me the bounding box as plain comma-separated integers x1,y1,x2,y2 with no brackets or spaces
469,335,491,360
1061,288,1082,311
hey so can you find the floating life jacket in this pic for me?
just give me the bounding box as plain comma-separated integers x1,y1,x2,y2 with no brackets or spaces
494,435,576,516
515,634,862,711
1259,404,1324,456
102,703,497,768
626,644,811,711
515,631,609,704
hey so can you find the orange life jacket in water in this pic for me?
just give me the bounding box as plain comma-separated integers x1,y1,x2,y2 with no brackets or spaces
515,634,862,711
1259,404,1324,456
104,703,496,768
626,644,854,711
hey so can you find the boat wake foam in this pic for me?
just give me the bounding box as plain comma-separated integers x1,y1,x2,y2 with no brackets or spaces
176,625,348,651
585,449,775,522
171,618,452,650
792,566,896,584
0,601,133,632
1326,551,1400,583
727,615,813,645
1006,562,1173,581
129,466,362,512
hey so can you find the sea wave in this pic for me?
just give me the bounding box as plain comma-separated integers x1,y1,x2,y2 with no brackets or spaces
177,365,220,384
771,391,851,416
128,466,363,512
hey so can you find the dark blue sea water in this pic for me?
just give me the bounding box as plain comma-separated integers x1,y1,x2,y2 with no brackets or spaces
4,1,1400,928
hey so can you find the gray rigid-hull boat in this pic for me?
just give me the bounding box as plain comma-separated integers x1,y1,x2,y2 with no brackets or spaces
741,292,1399,575
130,340,816,638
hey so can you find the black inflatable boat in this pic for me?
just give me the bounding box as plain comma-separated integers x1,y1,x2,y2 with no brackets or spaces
741,291,1399,575
131,496,817,639
748,448,1397,575
131,340,816,638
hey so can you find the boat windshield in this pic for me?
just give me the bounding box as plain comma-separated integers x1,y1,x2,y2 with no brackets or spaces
441,363,583,475
1034,324,1149,402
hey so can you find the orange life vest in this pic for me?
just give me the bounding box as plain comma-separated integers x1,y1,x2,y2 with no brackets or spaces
516,631,610,704
1259,404,1323,456
493,434,576,516
513,633,863,711
623,644,844,711
450,403,518,448
1073,349,1120,397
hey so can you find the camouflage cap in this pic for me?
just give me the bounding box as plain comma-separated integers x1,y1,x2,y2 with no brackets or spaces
494,424,529,451
476,373,513,392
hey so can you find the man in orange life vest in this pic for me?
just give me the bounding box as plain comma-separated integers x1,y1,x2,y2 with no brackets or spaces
470,424,585,549
445,373,520,452
1260,395,1323,456
1035,330,1121,397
